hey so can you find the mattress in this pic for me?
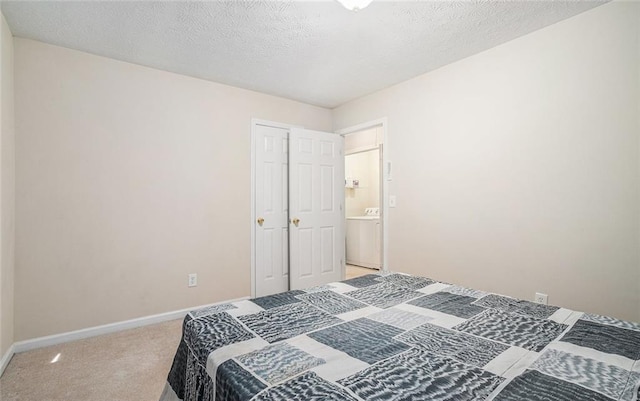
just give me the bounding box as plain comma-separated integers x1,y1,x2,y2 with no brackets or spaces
160,272,640,401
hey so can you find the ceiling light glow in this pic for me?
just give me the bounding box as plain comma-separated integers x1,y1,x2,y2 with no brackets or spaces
336,0,373,12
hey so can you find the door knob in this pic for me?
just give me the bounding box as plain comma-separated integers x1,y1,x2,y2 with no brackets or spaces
257,217,264,226
291,217,300,227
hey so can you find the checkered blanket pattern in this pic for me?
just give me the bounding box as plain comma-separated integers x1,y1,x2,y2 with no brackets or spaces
160,272,640,401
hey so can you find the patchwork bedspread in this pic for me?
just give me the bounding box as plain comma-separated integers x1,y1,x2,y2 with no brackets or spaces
160,272,640,401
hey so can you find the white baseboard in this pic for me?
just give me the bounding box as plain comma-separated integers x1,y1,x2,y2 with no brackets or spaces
0,343,15,378
1,296,249,377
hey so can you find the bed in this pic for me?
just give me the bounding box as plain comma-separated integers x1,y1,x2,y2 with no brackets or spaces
160,272,640,401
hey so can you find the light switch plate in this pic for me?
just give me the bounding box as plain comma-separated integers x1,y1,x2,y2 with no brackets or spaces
389,195,396,208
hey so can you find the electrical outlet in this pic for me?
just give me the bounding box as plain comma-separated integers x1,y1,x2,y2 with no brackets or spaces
188,273,197,287
534,292,548,305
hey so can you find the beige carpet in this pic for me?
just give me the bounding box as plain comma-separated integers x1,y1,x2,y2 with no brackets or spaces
1,271,376,400
346,264,379,279
0,319,183,401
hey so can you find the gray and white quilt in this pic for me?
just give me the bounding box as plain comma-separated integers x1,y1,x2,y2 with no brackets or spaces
160,272,640,401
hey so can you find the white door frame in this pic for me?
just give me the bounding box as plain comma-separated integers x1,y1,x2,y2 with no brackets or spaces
250,119,301,298
336,118,390,272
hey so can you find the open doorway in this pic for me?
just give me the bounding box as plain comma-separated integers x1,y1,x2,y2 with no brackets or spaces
339,119,388,279
345,147,381,275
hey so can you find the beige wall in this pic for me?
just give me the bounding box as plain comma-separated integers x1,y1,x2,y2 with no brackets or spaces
334,2,640,322
7,1,640,344
14,39,332,340
0,13,15,357
344,127,381,154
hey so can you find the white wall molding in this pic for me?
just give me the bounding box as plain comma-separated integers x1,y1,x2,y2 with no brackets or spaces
0,296,249,377
0,343,15,378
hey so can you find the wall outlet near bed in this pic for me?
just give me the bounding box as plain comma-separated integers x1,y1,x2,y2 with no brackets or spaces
534,292,548,305
188,273,198,287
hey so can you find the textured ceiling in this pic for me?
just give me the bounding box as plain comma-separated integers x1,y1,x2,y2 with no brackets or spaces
1,0,606,108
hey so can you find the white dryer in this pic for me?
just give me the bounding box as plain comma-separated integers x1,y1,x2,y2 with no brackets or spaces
346,208,381,269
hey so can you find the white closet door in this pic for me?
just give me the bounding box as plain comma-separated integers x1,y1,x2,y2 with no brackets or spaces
289,128,345,290
254,125,289,297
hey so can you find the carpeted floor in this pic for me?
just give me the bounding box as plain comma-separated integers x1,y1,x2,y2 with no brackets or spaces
0,319,183,401
346,264,379,279
0,269,375,400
